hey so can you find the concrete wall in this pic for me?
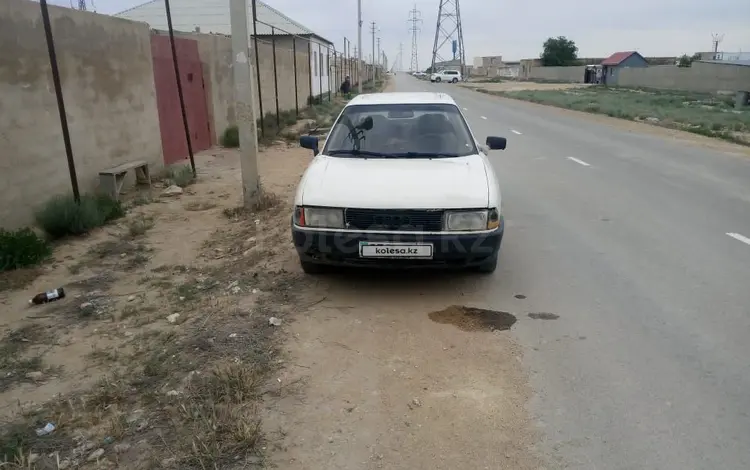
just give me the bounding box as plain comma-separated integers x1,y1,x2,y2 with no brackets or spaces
194,33,234,144
616,61,750,93
520,60,749,92
252,35,311,116
0,0,162,230
528,65,586,82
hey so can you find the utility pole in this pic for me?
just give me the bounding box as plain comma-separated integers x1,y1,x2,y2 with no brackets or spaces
408,4,422,72
230,0,260,205
377,37,381,67
370,21,377,80
430,0,466,76
711,33,724,55
362,0,364,95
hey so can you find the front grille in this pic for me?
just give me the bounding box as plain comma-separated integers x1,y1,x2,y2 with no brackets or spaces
344,209,444,231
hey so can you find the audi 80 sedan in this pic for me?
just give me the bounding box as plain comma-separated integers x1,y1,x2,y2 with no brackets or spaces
292,92,507,274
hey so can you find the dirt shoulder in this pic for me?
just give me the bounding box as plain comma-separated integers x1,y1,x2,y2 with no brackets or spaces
0,143,314,468
1,79,542,469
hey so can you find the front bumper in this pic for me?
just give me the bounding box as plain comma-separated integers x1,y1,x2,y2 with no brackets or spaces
292,220,504,269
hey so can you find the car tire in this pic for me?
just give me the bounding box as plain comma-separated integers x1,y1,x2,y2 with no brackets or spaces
451,78,458,83
300,260,326,274
475,253,498,274
435,77,441,82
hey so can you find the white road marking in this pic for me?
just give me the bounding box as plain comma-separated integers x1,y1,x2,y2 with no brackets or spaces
481,116,487,120
727,232,750,246
567,157,591,167
463,107,468,111
511,129,522,135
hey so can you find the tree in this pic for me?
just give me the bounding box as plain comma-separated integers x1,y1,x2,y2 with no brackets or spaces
677,52,702,67
540,36,579,66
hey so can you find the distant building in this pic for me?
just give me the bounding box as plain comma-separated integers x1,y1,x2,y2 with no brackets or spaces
115,0,335,96
470,56,519,78
432,59,462,72
473,56,504,67
600,51,648,85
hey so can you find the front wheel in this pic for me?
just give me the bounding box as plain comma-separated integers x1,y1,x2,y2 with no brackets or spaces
435,77,441,82
451,78,458,83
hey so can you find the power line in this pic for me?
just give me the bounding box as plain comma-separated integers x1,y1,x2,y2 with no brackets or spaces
408,4,422,72
430,0,465,75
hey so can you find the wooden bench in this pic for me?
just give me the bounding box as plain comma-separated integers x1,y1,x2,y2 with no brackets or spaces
99,160,151,201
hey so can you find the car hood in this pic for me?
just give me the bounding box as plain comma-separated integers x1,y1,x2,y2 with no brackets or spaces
300,155,489,209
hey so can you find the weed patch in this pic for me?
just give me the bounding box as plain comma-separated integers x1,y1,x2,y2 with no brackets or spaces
0,228,51,272
36,193,124,240
169,165,195,188
258,110,300,145
220,125,240,148
127,214,155,238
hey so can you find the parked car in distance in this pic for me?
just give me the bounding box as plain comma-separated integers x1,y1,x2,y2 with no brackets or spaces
430,70,461,83
293,92,508,274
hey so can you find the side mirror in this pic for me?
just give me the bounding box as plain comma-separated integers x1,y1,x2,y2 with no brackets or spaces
300,135,319,155
486,136,507,150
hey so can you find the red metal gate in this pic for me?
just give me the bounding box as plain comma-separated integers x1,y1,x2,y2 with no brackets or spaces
151,35,212,165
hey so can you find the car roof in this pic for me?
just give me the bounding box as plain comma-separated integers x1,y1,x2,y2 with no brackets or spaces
345,92,457,106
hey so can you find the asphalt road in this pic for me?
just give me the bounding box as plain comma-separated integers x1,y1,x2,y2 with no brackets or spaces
393,74,750,469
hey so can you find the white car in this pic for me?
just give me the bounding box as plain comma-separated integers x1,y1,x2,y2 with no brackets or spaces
430,70,462,83
293,92,507,274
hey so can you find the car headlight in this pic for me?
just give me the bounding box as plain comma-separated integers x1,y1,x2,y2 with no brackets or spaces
295,206,344,228
444,209,501,231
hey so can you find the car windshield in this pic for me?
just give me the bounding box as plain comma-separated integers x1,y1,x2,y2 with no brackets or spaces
322,103,478,158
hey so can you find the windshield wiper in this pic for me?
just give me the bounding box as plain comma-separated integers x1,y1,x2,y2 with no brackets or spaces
384,152,461,158
327,149,389,158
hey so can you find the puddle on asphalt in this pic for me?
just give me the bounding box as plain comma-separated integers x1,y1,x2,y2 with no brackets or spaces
514,294,527,299
428,305,517,332
527,312,560,320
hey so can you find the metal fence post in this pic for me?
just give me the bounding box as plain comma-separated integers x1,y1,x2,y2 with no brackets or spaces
327,49,332,101
292,37,299,116
39,0,80,202
343,37,347,86
271,27,280,128
308,39,313,105
164,0,195,174
251,0,264,137
318,43,323,101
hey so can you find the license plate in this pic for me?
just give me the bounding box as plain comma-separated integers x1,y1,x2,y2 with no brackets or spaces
359,242,433,259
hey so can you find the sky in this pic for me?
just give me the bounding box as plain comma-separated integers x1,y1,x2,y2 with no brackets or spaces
51,0,750,69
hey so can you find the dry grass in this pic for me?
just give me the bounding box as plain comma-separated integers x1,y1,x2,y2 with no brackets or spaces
1,285,290,469
0,267,44,293
479,85,750,145
0,324,57,392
